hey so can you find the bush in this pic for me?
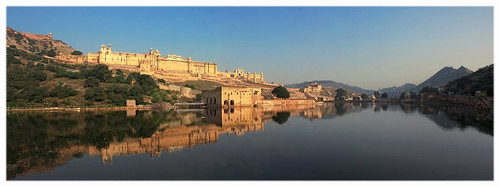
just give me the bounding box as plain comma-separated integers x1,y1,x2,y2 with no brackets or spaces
26,71,47,82
272,86,290,99
71,50,83,55
81,64,112,82
183,84,195,89
157,78,166,84
84,87,106,102
47,49,57,57
84,76,101,88
50,84,78,99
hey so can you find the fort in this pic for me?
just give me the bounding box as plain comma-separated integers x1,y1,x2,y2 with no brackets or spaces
55,44,265,84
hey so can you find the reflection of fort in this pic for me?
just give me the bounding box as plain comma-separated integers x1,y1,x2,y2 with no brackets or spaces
9,103,491,179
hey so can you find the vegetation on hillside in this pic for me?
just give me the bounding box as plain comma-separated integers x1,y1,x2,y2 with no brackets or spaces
6,46,186,108
443,64,493,96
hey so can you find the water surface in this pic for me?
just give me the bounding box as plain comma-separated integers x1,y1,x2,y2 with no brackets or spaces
7,103,493,180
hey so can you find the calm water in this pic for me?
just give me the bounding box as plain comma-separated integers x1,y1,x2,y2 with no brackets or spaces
7,103,493,180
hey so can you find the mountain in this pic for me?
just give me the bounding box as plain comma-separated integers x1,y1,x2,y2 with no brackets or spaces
380,83,417,97
285,80,374,95
411,66,473,93
7,27,76,55
442,64,493,96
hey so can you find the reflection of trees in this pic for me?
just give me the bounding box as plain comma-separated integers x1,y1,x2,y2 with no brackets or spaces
399,103,419,113
6,110,176,179
272,112,291,125
420,105,493,136
335,103,347,115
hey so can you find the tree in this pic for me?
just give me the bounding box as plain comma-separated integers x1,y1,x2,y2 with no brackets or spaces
125,72,141,84
157,78,166,84
335,88,347,98
151,90,170,103
26,71,47,82
50,84,78,99
135,74,159,94
84,76,101,88
381,92,388,98
46,49,57,57
35,63,45,71
84,87,106,102
81,64,112,82
374,91,381,98
272,86,290,99
71,50,83,55
184,84,195,89
361,94,369,100
420,86,439,94
115,69,123,76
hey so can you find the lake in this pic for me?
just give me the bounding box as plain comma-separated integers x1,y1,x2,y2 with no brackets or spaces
7,103,493,180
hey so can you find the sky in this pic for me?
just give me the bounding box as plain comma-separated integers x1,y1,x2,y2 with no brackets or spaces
6,6,493,90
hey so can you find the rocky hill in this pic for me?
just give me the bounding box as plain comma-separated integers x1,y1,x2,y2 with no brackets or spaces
442,64,493,96
6,27,76,56
411,66,472,92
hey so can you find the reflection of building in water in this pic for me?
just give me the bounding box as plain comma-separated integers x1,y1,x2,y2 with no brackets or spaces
203,107,264,136
88,109,267,163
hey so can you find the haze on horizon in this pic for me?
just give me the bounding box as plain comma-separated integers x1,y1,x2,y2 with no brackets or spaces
6,7,492,90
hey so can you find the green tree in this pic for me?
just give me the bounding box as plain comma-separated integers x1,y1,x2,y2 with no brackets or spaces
84,87,106,102
125,72,141,84
374,91,381,98
151,90,170,103
272,86,290,99
84,76,101,88
115,69,123,76
157,78,166,84
26,71,47,82
135,74,159,94
35,63,45,71
50,84,78,99
335,88,347,98
81,64,112,82
47,49,57,57
361,94,369,100
183,84,195,89
71,50,83,55
381,92,388,98
420,86,439,94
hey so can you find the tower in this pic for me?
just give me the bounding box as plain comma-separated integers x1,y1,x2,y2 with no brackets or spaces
49,33,53,40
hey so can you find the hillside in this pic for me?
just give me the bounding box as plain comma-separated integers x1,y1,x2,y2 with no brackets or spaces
379,83,417,98
285,80,374,95
411,66,472,92
443,64,493,96
7,27,77,56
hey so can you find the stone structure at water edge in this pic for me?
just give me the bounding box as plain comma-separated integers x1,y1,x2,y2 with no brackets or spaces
202,86,317,108
202,87,262,107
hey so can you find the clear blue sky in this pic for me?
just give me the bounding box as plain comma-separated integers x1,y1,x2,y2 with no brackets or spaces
7,7,493,90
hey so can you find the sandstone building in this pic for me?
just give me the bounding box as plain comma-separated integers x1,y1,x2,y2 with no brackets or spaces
202,86,262,108
83,44,265,83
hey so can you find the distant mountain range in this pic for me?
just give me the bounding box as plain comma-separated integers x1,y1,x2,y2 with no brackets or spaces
286,66,474,97
285,80,374,95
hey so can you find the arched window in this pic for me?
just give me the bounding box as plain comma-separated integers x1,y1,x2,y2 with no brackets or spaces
224,100,229,105
213,97,217,104
206,98,209,104
230,100,235,105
